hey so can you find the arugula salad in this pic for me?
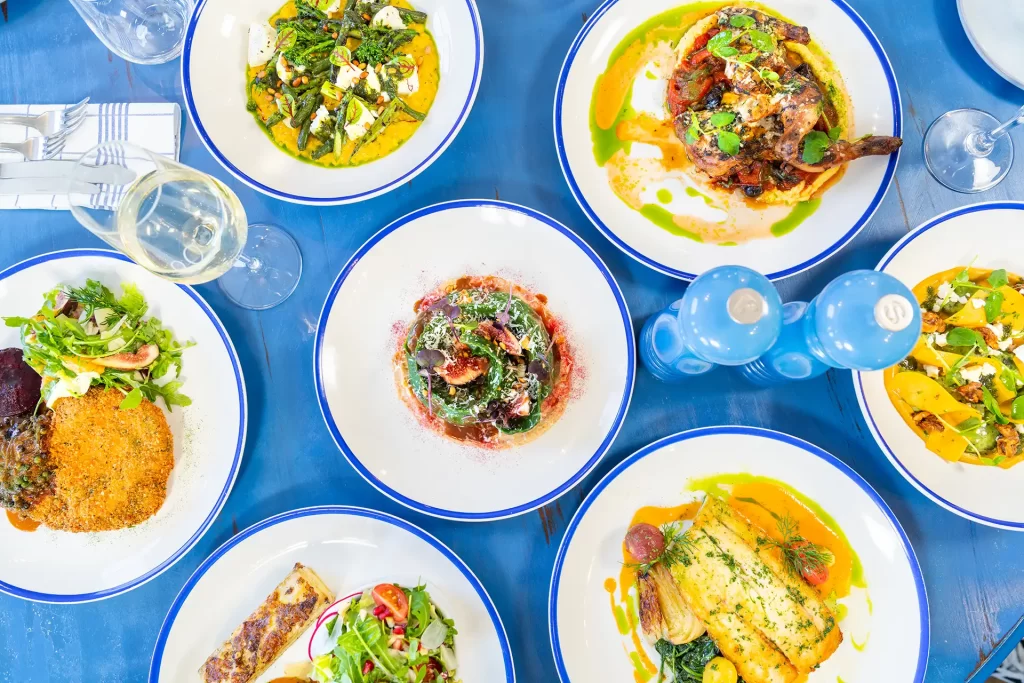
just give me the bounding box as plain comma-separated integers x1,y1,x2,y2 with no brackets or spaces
3,280,193,411
886,265,1024,467
311,582,458,683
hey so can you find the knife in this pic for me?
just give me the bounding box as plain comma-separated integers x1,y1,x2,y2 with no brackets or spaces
0,161,136,186
0,178,101,195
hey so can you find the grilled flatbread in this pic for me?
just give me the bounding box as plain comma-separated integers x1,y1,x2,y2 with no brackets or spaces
199,563,334,683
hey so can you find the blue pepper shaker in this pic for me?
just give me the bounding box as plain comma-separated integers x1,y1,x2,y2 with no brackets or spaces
739,270,921,385
640,266,784,382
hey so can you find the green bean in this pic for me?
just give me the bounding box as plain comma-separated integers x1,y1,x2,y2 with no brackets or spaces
311,58,333,76
311,140,334,160
351,98,398,157
292,92,321,127
297,119,313,151
367,2,427,23
264,111,285,129
396,97,425,121
334,92,353,158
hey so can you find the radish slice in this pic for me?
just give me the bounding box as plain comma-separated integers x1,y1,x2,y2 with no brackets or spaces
307,592,363,661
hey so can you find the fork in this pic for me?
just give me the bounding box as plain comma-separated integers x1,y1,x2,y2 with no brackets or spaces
0,130,70,161
0,98,90,137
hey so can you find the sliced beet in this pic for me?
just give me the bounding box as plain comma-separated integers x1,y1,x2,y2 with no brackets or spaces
0,348,41,417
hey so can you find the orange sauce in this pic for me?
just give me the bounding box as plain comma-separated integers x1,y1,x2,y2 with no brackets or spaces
725,482,854,599
268,678,309,683
6,510,41,532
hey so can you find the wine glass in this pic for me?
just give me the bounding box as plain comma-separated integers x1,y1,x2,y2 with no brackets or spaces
67,0,195,65
924,104,1024,193
68,141,302,310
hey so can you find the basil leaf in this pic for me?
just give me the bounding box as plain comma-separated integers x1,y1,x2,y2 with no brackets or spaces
946,327,985,348
715,45,739,58
749,29,775,52
736,52,759,63
982,385,1009,424
709,111,736,128
762,69,780,81
828,125,842,141
986,289,1005,323
801,130,831,164
956,416,982,431
729,14,756,28
716,130,741,156
989,269,1009,289
707,31,734,52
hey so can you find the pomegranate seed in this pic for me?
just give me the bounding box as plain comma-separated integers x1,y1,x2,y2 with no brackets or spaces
372,604,390,618
363,661,375,675
393,625,406,635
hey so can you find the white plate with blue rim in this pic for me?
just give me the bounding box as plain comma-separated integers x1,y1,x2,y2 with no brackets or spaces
315,200,634,521
549,426,928,683
0,249,246,603
554,0,901,280
149,506,514,682
958,0,1024,91
855,201,1024,530
182,0,483,205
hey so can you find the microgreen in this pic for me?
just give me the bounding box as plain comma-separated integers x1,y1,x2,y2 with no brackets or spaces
686,110,742,155
946,327,986,349
828,125,842,141
628,522,695,573
990,269,1010,289
801,130,832,164
706,22,781,91
986,289,1005,323
982,385,1009,424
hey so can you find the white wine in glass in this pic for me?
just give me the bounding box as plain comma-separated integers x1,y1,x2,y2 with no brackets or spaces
69,141,301,309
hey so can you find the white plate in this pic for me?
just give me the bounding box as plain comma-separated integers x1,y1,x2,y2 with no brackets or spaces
182,0,483,205
149,506,514,682
855,201,1024,530
314,200,634,521
0,249,246,603
958,0,1024,90
549,426,929,683
554,0,901,280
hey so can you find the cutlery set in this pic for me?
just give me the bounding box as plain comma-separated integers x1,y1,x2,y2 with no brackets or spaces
0,98,109,196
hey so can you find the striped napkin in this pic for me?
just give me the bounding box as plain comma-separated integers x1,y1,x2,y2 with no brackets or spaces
0,102,181,210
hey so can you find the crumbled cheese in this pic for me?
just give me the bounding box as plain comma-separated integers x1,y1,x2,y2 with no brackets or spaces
981,363,997,377
987,322,1005,337
934,333,948,347
1017,423,1024,434
957,294,969,304
936,282,953,299
373,6,407,30
277,54,297,83
335,61,364,89
924,364,940,378
972,298,985,308
960,366,984,382
343,99,377,140
310,104,331,136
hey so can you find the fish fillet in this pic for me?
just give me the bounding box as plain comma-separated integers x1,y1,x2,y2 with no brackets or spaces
671,497,842,683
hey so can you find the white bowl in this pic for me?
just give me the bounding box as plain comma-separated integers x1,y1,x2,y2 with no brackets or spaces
554,0,901,280
314,200,634,520
182,0,483,204
0,250,246,603
149,506,513,682
549,427,928,683
855,201,1024,530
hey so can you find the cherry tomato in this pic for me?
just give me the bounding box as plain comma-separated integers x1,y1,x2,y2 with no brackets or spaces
790,541,830,586
372,583,410,623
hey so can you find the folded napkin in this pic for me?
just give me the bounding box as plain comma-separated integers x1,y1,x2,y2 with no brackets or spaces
0,102,181,210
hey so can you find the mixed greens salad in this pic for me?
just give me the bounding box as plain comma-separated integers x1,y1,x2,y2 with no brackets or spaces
311,583,458,683
246,0,432,165
3,280,193,411
887,265,1024,467
405,284,556,436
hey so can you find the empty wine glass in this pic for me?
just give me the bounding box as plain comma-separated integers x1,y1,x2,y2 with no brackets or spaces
924,104,1024,193
68,141,302,310
68,0,195,65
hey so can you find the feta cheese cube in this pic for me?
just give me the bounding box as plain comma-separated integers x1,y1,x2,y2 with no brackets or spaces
924,364,940,378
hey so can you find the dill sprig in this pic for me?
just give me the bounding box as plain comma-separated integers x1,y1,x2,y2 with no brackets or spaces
761,513,833,579
629,522,695,573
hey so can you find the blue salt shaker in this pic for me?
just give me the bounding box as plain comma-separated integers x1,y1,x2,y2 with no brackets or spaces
739,270,921,385
640,266,783,381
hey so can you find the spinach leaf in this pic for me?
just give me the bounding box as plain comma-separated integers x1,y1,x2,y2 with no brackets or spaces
655,636,719,683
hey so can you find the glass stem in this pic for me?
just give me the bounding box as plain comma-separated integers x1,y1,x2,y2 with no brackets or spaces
970,104,1024,156
235,252,264,273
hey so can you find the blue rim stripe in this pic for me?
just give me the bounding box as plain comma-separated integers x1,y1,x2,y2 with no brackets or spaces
856,201,1024,529
313,199,636,520
553,0,902,281
148,505,515,682
0,249,247,603
547,426,930,683
181,0,484,205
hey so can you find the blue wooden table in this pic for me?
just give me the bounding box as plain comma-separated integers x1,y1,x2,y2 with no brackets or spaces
2,1,1024,681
